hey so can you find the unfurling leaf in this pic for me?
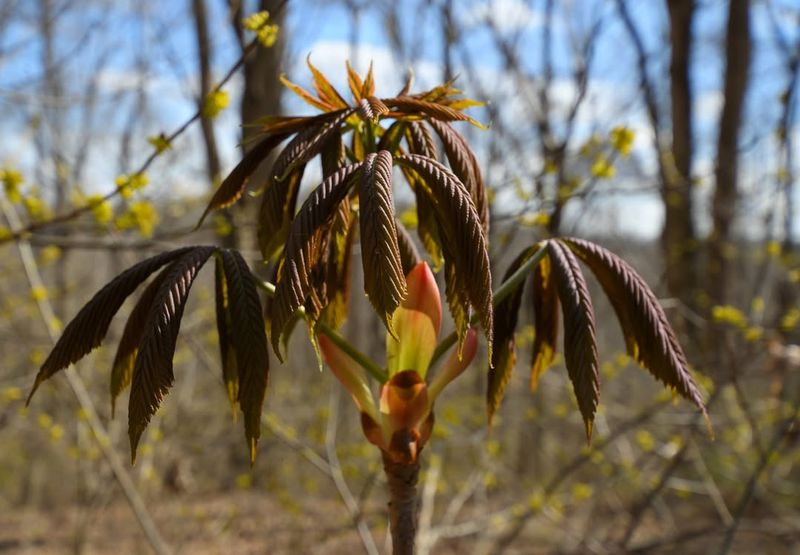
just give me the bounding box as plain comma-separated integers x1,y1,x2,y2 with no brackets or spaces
531,252,559,390
547,241,600,441
346,60,365,102
356,97,389,122
28,247,197,403
358,151,407,333
271,162,364,358
110,265,173,417
307,56,349,110
320,197,356,329
129,247,216,462
221,250,270,464
561,238,707,419
487,247,538,424
214,257,238,416
395,154,493,360
197,133,287,228
385,97,487,129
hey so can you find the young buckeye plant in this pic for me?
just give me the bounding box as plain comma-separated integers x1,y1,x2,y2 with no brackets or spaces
27,61,708,555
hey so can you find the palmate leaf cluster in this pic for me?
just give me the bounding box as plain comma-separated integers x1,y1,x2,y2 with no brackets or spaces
27,61,708,464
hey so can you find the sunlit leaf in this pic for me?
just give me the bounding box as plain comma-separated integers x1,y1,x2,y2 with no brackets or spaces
214,256,238,416
530,252,559,391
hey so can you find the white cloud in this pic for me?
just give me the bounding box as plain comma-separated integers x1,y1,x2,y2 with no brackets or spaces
461,0,543,33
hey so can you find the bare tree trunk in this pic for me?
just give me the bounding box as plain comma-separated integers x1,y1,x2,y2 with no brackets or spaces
229,0,287,250
192,0,222,184
382,452,420,555
708,0,751,307
663,0,697,314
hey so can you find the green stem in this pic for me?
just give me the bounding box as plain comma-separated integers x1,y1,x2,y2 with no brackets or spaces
253,276,388,383
428,245,548,369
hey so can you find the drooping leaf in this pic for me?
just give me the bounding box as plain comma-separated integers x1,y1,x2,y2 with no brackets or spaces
196,133,287,227
320,129,346,179
546,240,600,441
358,151,407,333
376,120,408,154
221,250,270,464
257,164,306,261
443,256,471,351
487,246,537,424
395,154,493,359
428,120,489,235
110,265,174,418
128,247,216,462
413,180,444,270
321,197,356,329
395,221,421,276
28,247,197,403
405,121,438,160
530,252,560,391
561,238,707,418
270,162,365,358
214,256,238,416
385,96,487,129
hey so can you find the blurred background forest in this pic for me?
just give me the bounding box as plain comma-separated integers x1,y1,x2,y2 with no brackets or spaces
1,0,799,553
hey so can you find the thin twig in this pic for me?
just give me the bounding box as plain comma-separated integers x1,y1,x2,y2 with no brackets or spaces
1,198,172,555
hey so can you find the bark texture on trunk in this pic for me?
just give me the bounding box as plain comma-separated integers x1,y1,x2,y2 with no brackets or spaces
664,0,697,313
709,0,751,306
382,452,420,555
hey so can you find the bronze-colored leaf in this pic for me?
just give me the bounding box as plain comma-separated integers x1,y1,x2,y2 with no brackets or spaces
413,179,444,270
356,97,389,123
361,62,375,98
257,164,306,262
358,151,407,332
487,246,536,424
346,60,364,102
405,122,438,159
395,154,493,358
28,247,197,403
129,247,216,462
443,256,471,351
110,265,173,418
280,73,336,112
197,133,287,227
321,197,357,329
320,129,346,179
221,250,270,464
270,162,365,358
307,56,349,110
428,120,489,235
396,221,421,276
377,120,408,154
384,96,486,129
547,240,600,440
561,238,707,417
214,256,238,416
530,252,560,391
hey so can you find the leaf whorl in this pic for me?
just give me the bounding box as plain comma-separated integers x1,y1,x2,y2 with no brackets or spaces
395,153,493,358
530,252,560,391
270,162,364,358
356,97,389,123
110,265,173,418
197,133,287,227
28,247,197,403
428,120,489,235
129,246,216,462
358,151,407,332
396,221,421,276
561,238,707,415
547,240,600,440
221,250,270,463
487,247,536,424
214,257,238,415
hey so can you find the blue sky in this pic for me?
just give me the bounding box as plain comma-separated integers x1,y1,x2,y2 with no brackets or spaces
0,0,798,239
